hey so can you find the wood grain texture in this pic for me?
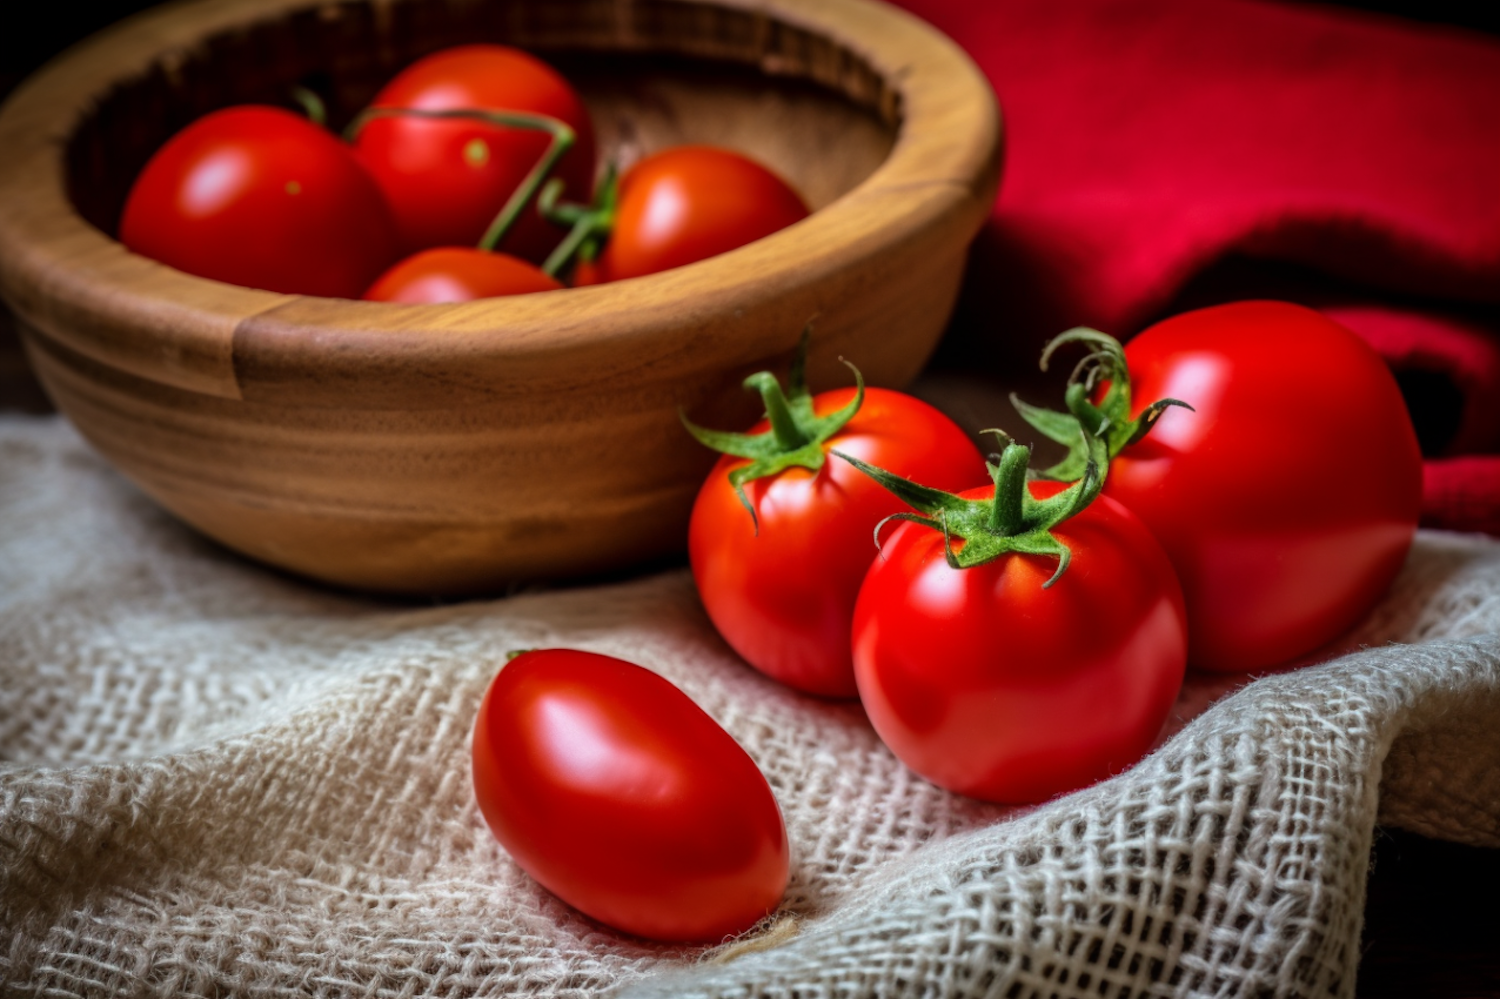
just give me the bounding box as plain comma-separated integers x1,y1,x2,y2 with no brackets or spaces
0,0,1001,594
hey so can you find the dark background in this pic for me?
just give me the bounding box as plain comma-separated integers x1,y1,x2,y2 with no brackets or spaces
4,0,1500,118
5,0,1499,417
2,1,1498,995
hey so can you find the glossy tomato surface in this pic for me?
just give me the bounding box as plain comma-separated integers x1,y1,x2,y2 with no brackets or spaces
575,145,809,284
1108,301,1422,672
689,388,986,698
362,247,561,302
119,105,399,298
354,45,596,260
471,649,789,943
852,483,1188,804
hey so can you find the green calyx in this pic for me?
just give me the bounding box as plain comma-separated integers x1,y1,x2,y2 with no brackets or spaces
538,162,619,278
682,327,864,531
1011,327,1194,482
833,428,1109,588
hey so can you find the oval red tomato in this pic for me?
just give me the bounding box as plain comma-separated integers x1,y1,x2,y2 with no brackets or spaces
362,247,561,302
119,105,399,298
689,384,986,698
574,145,809,284
470,649,789,943
851,481,1188,804
353,44,596,261
1103,301,1422,672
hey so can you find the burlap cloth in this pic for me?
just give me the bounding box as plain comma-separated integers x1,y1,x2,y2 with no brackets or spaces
2,412,1498,998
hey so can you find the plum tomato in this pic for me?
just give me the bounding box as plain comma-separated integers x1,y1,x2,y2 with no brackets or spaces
571,145,809,284
1015,301,1423,673
119,105,399,298
362,247,562,302
353,44,596,261
470,649,789,943
685,339,987,698
842,442,1188,804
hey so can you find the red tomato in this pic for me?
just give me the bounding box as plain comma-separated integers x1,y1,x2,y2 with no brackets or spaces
471,649,789,942
574,146,809,284
353,45,596,260
689,384,986,698
851,481,1188,804
1102,301,1422,672
119,105,399,298
362,247,561,302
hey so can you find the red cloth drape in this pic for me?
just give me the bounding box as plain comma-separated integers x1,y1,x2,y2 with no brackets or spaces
893,0,1500,534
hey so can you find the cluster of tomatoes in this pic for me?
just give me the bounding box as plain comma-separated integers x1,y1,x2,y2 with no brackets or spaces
108,28,1430,958
687,301,1421,799
469,301,1423,944
120,45,809,301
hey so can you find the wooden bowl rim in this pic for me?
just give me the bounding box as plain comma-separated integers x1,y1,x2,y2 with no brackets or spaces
0,0,1000,400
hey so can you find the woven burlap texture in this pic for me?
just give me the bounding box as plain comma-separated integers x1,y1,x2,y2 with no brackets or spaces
2,414,1498,999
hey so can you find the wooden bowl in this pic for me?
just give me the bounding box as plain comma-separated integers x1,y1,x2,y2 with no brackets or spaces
0,0,1000,594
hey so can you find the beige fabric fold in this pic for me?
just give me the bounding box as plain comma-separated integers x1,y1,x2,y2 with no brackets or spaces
2,415,1497,998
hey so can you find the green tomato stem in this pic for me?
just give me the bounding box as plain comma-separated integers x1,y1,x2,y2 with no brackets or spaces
744,372,812,450
476,117,574,253
680,327,865,530
539,199,598,278
290,86,328,128
990,443,1031,536
1064,381,1108,437
343,106,576,254
539,161,619,279
833,423,1109,584
1015,327,1195,482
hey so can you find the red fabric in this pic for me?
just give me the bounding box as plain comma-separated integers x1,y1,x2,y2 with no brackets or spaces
1424,457,1500,535
895,0,1500,533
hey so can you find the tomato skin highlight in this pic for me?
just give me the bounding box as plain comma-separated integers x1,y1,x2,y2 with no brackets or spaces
575,145,809,284
362,247,562,302
354,44,596,260
119,105,399,298
1107,301,1422,672
689,387,987,698
470,649,789,943
852,483,1187,805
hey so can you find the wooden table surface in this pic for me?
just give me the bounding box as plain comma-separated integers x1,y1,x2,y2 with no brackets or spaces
3,2,1497,994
